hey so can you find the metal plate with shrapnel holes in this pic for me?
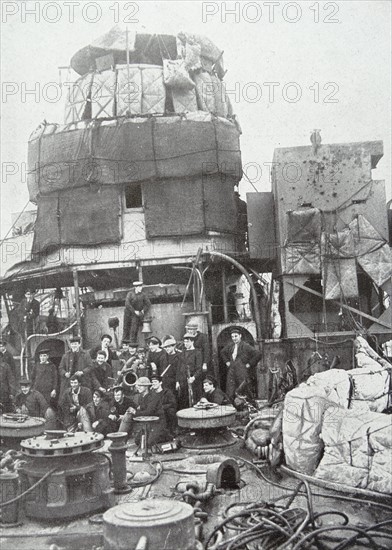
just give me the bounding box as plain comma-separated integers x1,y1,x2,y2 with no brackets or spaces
21,431,104,457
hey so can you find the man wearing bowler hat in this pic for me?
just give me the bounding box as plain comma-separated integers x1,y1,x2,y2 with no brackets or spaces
221,327,261,400
122,281,151,343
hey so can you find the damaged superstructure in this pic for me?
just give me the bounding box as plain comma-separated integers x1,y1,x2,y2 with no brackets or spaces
0,29,391,543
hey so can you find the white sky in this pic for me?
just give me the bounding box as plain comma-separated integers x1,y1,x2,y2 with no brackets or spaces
1,0,391,237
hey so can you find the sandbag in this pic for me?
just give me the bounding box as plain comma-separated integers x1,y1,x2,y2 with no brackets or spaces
349,366,390,412
163,59,195,90
282,383,343,474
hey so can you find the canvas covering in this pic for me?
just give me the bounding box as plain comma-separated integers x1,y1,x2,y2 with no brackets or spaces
27,116,241,201
283,243,321,275
32,186,120,254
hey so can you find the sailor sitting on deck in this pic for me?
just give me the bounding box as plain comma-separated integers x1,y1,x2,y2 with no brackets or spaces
14,378,48,418
118,377,167,445
58,375,92,431
202,375,231,406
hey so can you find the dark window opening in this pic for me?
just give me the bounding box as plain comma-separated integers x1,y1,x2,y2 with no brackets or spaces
125,183,143,209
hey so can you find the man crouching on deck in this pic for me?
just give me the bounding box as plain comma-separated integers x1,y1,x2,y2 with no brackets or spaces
118,377,166,446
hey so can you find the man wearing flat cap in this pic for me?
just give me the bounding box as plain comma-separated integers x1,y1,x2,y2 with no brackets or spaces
221,327,262,400
31,348,58,405
122,281,151,343
161,335,181,395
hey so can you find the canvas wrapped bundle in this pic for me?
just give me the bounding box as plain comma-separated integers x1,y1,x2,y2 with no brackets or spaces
282,339,391,479
314,408,392,494
282,370,351,475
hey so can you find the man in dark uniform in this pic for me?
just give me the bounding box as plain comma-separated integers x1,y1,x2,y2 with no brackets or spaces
59,375,92,431
31,348,58,405
227,285,239,321
0,339,17,381
202,375,231,405
58,336,93,398
89,334,117,367
176,333,203,409
146,336,168,379
151,373,177,436
185,322,210,374
118,377,167,445
161,335,181,395
0,352,16,413
19,289,40,336
107,385,134,432
122,281,151,343
15,378,48,418
80,389,111,435
89,350,114,393
221,327,262,400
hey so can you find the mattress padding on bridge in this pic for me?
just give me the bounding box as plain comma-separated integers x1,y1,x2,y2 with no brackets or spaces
314,408,392,494
282,337,391,489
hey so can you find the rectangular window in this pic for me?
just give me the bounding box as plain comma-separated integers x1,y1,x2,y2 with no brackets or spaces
124,183,143,209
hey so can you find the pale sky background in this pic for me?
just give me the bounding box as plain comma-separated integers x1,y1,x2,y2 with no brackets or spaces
1,0,391,237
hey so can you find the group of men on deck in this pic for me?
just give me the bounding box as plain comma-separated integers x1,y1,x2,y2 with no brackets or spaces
0,279,261,446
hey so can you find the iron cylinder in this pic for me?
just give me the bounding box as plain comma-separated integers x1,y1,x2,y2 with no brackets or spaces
0,472,20,525
103,499,195,550
107,432,128,492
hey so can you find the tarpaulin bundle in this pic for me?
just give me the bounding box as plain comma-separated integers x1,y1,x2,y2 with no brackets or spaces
69,28,225,78
282,337,391,483
70,29,177,75
315,407,392,494
27,115,241,202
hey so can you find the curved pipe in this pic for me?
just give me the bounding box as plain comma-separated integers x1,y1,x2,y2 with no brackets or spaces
20,320,78,379
207,251,263,347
